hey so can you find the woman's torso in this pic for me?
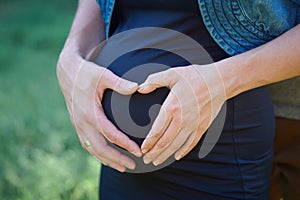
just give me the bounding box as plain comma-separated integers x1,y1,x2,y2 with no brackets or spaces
97,0,275,199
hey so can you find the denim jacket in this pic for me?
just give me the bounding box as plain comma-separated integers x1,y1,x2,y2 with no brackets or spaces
96,0,300,119
96,0,300,56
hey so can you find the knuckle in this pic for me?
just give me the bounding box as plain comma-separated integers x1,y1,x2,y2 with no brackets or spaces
106,133,119,144
102,69,113,85
146,73,157,83
167,68,175,73
170,142,181,151
167,103,180,113
156,140,168,149
148,132,161,141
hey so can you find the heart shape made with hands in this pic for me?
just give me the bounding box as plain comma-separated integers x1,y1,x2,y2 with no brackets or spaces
86,46,187,172
88,46,190,146
82,27,226,173
102,85,169,146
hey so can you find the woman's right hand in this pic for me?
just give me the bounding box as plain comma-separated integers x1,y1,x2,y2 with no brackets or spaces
56,52,142,172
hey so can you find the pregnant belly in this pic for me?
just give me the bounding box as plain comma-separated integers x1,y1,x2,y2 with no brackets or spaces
101,49,190,146
91,29,213,150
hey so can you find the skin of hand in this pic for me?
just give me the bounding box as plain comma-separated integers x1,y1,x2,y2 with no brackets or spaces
56,0,142,173
57,54,142,172
140,24,300,166
139,64,226,165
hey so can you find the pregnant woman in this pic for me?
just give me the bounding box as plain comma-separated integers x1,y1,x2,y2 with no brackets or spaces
57,0,300,199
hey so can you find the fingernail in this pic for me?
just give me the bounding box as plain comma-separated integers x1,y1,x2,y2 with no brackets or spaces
133,151,142,157
143,157,152,164
127,82,138,89
141,148,148,154
127,163,136,170
117,167,126,173
175,155,182,161
138,84,148,91
139,83,146,88
153,160,161,166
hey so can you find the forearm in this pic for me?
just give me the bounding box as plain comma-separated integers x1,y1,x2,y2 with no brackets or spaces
218,24,300,99
61,0,105,61
57,0,105,86
57,0,106,103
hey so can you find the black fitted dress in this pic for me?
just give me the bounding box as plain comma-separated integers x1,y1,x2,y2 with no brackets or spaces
98,0,275,199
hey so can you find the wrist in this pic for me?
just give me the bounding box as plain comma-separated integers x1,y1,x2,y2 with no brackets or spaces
191,64,227,102
57,47,85,83
215,57,244,100
216,49,269,100
59,42,85,67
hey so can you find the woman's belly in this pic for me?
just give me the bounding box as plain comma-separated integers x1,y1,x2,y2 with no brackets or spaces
101,48,190,146
93,25,218,146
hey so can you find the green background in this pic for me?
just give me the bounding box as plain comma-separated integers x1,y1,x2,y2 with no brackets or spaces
0,0,100,199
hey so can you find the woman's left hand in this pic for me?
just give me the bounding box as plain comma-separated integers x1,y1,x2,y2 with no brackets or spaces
138,64,227,166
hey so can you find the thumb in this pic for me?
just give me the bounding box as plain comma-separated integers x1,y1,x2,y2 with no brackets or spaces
138,69,175,94
103,69,138,95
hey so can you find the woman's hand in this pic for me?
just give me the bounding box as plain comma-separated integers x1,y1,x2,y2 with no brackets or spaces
139,64,227,166
139,25,300,166
57,52,142,172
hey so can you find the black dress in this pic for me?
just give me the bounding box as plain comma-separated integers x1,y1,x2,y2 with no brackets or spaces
98,0,275,199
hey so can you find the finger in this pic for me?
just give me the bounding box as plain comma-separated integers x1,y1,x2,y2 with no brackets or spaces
140,108,172,154
94,102,142,157
80,135,125,172
102,69,138,95
94,144,136,171
91,150,126,173
174,131,200,160
141,92,178,154
143,117,181,164
80,128,136,171
138,69,177,94
100,160,108,166
90,147,136,172
175,115,212,160
152,128,192,166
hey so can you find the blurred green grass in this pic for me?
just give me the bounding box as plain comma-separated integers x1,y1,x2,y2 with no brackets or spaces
0,0,100,199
